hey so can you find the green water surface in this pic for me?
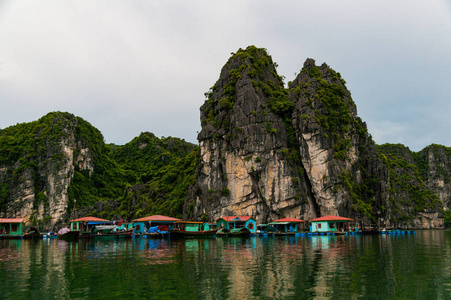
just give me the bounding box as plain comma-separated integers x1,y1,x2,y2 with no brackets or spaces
0,230,450,299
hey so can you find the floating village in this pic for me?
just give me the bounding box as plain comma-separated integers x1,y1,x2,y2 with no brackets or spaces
0,215,416,241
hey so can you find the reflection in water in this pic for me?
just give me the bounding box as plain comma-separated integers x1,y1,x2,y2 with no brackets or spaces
0,231,450,299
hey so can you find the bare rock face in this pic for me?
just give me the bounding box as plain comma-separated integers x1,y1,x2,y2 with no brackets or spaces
418,145,451,211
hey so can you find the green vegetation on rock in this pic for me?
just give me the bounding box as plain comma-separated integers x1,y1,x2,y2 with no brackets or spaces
0,112,198,224
377,143,442,221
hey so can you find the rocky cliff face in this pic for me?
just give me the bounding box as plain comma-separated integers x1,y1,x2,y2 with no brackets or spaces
185,46,444,228
0,112,96,227
416,145,451,211
374,143,447,228
186,47,313,223
289,58,390,222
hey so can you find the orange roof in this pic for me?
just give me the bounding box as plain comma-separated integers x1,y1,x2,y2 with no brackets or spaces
0,218,24,223
216,216,255,222
272,218,305,223
132,215,181,222
310,216,354,222
71,217,109,222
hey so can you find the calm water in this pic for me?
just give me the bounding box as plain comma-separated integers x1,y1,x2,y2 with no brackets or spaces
0,231,450,299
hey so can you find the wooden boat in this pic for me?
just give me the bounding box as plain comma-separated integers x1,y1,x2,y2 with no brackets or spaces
363,225,381,235
58,230,80,241
23,227,43,239
93,229,133,239
215,228,229,236
169,221,219,238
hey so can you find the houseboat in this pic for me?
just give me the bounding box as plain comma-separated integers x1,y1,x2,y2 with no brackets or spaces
70,216,109,239
0,218,24,239
93,222,133,239
310,216,354,235
215,216,257,236
270,218,305,236
132,215,181,238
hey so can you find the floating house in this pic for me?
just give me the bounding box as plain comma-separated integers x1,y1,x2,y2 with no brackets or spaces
216,216,257,234
0,218,25,239
70,217,109,236
310,216,354,233
132,215,181,235
270,218,305,234
169,221,218,238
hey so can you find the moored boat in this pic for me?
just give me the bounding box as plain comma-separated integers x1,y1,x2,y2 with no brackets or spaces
57,228,80,241
93,226,134,239
23,227,43,239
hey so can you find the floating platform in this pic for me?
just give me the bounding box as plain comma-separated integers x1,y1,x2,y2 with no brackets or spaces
381,230,416,235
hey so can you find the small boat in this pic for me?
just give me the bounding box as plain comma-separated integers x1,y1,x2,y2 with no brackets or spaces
93,229,134,239
169,221,219,238
57,228,80,241
215,228,229,236
363,225,381,235
23,227,43,239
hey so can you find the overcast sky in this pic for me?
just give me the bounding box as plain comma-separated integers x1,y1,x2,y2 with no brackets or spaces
0,1,450,151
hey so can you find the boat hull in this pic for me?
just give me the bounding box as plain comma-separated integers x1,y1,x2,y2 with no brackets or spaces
93,230,133,239
58,231,80,241
23,233,43,239
0,234,23,239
